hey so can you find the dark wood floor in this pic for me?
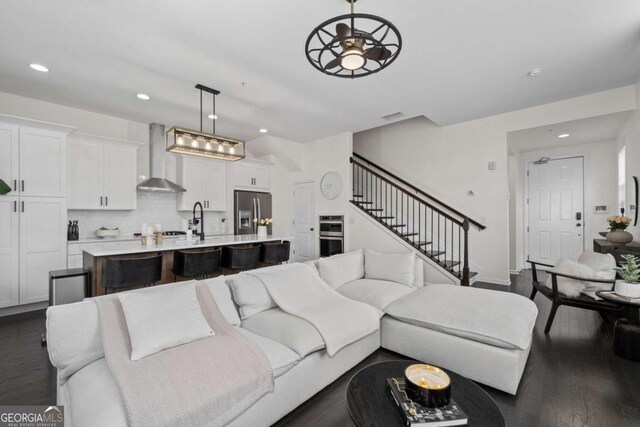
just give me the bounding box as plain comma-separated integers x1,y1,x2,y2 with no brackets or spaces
1,271,639,426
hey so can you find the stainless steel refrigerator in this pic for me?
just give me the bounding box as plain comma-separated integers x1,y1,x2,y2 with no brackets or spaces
234,190,272,235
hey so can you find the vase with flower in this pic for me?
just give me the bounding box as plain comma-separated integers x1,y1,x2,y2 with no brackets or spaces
253,217,272,238
606,214,633,244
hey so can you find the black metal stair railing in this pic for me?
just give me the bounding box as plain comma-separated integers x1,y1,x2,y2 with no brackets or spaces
350,154,485,286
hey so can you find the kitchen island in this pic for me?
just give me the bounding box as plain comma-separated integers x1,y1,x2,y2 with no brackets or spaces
82,234,293,296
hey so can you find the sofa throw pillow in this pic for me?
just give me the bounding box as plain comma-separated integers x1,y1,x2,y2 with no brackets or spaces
577,252,616,299
364,249,416,287
118,282,214,361
227,274,277,320
201,276,241,326
318,249,365,289
544,258,595,298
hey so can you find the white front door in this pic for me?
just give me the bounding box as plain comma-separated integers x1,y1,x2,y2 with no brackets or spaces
527,157,584,265
293,181,316,262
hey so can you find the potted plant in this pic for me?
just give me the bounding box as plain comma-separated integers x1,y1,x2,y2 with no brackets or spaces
606,215,633,244
614,254,640,298
253,217,272,238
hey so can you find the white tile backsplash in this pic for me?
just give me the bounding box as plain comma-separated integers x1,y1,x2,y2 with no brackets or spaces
69,192,231,238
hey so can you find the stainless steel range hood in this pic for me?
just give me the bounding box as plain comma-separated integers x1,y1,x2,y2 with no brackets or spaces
137,123,186,192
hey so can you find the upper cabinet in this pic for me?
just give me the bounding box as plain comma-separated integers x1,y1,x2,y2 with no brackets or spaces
0,123,67,198
234,159,271,191
67,133,139,210
176,156,227,212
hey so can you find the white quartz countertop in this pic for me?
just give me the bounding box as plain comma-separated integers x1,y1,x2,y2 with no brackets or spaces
81,234,293,257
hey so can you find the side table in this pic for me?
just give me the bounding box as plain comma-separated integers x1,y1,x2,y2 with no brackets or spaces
596,290,640,362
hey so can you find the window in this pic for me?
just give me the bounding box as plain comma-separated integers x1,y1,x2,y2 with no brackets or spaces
618,144,626,212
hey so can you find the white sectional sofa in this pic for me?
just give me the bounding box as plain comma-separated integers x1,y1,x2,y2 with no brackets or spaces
46,249,537,427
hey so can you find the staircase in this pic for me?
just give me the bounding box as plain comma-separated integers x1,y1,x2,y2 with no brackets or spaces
350,153,486,286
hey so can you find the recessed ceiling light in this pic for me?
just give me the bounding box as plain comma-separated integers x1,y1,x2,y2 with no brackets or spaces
259,128,268,134
29,63,49,72
137,93,150,100
528,68,542,77
208,114,218,120
557,133,570,138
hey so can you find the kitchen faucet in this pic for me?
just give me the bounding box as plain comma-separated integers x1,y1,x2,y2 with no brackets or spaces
192,202,205,241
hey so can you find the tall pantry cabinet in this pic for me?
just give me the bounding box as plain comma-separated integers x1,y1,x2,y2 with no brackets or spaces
0,118,71,309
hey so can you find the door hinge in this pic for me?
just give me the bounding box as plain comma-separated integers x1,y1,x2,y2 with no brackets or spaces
527,226,530,232
526,170,530,176
527,254,530,261
526,198,529,205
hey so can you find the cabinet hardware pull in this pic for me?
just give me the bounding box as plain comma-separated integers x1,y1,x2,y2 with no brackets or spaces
21,180,24,192
100,196,103,206
21,201,24,213
13,180,16,191
14,201,17,212
105,196,108,206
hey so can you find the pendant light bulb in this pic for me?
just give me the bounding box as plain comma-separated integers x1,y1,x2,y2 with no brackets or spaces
205,142,212,151
177,136,184,146
218,144,224,153
229,145,235,154
191,138,199,148
341,47,365,70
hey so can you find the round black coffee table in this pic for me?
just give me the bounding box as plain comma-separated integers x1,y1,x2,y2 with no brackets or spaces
347,361,505,427
596,290,640,361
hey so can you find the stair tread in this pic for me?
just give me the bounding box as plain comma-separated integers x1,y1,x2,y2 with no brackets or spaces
400,232,419,237
375,216,395,219
424,250,445,256
353,201,374,204
412,241,432,246
366,208,384,212
387,224,407,228
440,260,461,268
353,194,364,198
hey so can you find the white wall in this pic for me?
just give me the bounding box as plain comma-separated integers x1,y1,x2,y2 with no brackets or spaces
354,86,636,284
509,140,618,271
617,78,640,238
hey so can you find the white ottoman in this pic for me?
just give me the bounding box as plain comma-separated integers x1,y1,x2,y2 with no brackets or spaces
381,284,538,395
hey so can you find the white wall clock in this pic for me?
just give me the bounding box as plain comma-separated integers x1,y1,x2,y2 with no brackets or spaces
320,172,343,200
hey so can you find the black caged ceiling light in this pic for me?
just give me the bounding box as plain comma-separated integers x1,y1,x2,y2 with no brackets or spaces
305,0,402,78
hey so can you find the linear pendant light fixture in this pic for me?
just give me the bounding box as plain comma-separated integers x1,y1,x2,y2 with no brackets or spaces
305,0,401,78
166,84,245,161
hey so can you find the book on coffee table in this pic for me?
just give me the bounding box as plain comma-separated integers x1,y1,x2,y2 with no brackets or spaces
386,378,468,426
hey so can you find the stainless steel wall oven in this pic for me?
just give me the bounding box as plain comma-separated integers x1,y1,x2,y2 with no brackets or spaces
319,215,344,257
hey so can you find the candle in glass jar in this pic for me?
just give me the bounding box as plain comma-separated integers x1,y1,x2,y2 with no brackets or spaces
404,364,451,408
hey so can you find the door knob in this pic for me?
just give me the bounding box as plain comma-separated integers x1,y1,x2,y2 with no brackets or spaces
310,227,314,231
576,223,582,227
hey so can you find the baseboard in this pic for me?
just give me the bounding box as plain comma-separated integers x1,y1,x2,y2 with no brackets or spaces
476,277,511,286
510,268,523,275
0,302,48,317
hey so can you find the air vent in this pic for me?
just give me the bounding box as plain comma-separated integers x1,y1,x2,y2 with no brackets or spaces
381,112,406,121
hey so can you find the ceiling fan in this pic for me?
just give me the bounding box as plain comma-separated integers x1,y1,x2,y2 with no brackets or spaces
325,22,392,71
305,0,402,78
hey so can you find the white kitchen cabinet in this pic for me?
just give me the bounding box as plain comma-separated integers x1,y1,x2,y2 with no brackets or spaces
234,160,270,191
176,156,227,212
19,197,67,304
67,134,139,210
0,197,20,308
0,123,67,198
19,127,67,197
0,124,19,194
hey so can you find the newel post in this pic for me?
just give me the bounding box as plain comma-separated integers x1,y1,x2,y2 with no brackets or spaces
462,218,470,286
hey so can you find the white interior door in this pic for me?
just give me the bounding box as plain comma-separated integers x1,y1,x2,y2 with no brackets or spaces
528,157,584,265
294,181,316,262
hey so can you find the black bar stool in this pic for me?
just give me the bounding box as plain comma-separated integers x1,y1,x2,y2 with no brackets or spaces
172,248,222,281
221,245,260,272
260,241,291,265
101,254,163,294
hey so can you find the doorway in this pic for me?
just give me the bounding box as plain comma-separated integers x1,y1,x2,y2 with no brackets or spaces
526,156,585,265
293,181,316,262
